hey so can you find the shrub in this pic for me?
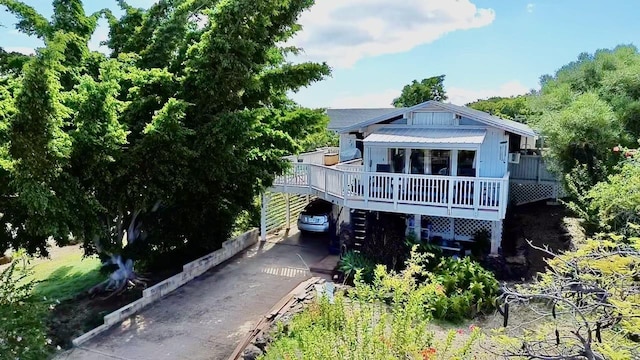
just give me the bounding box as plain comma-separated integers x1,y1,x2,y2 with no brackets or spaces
338,250,375,284
585,158,640,236
432,258,500,318
351,250,499,323
405,233,443,272
496,234,640,359
470,229,491,257
0,257,52,360
260,281,482,359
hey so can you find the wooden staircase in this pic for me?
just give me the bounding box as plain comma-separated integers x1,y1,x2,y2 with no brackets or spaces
351,209,367,253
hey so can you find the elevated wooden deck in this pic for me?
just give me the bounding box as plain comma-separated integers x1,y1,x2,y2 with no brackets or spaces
271,164,509,221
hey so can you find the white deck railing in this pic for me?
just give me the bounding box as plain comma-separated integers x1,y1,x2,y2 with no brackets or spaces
274,163,510,218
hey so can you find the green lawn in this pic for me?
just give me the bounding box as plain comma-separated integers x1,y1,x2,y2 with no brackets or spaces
26,246,104,302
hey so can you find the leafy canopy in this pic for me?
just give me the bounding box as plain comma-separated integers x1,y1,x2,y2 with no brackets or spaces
467,95,533,123
0,0,330,272
392,75,447,107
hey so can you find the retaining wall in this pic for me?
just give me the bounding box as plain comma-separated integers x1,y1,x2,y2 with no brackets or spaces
72,228,259,347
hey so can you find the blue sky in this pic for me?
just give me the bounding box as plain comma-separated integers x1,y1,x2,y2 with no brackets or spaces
2,1,639,108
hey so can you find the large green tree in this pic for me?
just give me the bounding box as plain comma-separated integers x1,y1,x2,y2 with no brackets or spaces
531,45,640,188
467,95,533,123
392,75,447,107
0,0,330,291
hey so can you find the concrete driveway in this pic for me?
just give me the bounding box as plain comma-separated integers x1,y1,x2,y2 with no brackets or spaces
56,229,332,360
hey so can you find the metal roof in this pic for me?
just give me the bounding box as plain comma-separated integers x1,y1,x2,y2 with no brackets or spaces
339,101,536,138
364,128,486,146
327,108,406,131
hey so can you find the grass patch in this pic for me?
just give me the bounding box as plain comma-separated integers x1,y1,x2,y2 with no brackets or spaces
26,247,103,302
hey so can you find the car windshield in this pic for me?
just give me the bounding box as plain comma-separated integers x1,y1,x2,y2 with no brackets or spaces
301,200,332,215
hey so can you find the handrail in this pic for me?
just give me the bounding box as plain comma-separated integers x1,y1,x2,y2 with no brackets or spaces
274,163,508,215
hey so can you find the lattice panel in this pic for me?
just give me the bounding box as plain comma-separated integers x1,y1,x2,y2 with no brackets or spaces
454,218,491,239
509,182,563,206
422,216,451,235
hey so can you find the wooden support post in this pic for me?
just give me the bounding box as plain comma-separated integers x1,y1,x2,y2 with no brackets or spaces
260,193,269,242
285,194,291,230
393,175,400,209
473,178,480,216
490,220,502,254
449,218,455,240
447,179,454,215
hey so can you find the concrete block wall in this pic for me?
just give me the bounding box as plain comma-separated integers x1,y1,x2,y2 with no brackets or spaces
73,228,259,347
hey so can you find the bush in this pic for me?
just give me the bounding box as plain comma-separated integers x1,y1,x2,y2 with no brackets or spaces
496,234,640,359
585,158,640,236
261,278,482,359
0,257,52,360
431,257,500,321
352,250,499,323
338,251,375,284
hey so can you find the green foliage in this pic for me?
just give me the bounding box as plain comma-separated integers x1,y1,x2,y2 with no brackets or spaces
470,229,491,257
496,234,640,359
431,257,499,321
338,250,375,283
0,256,52,359
531,45,640,195
393,75,447,107
536,92,622,180
353,250,499,323
467,95,533,123
0,0,331,273
584,157,640,236
0,47,31,75
261,279,482,360
404,233,443,272
299,124,339,153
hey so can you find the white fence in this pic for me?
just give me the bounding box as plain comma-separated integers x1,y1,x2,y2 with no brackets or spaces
264,192,311,233
274,164,509,219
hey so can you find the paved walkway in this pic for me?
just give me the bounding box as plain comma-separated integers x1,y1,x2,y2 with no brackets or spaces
56,230,331,360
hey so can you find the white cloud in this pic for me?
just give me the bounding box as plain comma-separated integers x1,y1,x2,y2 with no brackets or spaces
326,81,533,108
330,89,401,108
526,3,535,13
290,0,495,68
3,46,35,55
447,81,531,105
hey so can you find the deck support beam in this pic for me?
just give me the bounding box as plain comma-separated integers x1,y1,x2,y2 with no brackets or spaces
260,193,270,242
285,194,291,230
490,220,503,254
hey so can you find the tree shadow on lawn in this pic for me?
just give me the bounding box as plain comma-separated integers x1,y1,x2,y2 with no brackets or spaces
32,265,105,303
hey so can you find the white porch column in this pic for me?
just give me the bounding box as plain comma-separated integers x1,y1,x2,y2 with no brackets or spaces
285,194,291,230
490,220,503,254
260,192,270,242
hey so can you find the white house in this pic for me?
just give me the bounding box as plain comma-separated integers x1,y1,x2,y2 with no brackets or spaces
267,100,558,256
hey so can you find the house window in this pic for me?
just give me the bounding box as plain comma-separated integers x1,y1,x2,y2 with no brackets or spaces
431,150,450,176
410,149,426,174
499,142,508,162
457,150,477,177
389,148,406,173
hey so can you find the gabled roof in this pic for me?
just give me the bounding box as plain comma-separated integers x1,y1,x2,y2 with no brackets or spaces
327,108,406,131
338,100,536,138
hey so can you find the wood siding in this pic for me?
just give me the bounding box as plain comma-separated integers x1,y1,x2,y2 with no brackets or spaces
412,111,454,126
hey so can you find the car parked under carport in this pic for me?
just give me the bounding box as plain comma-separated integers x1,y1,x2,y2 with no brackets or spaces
297,199,333,233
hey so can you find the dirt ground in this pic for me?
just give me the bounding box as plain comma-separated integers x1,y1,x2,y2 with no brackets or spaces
502,201,583,277
49,267,179,349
